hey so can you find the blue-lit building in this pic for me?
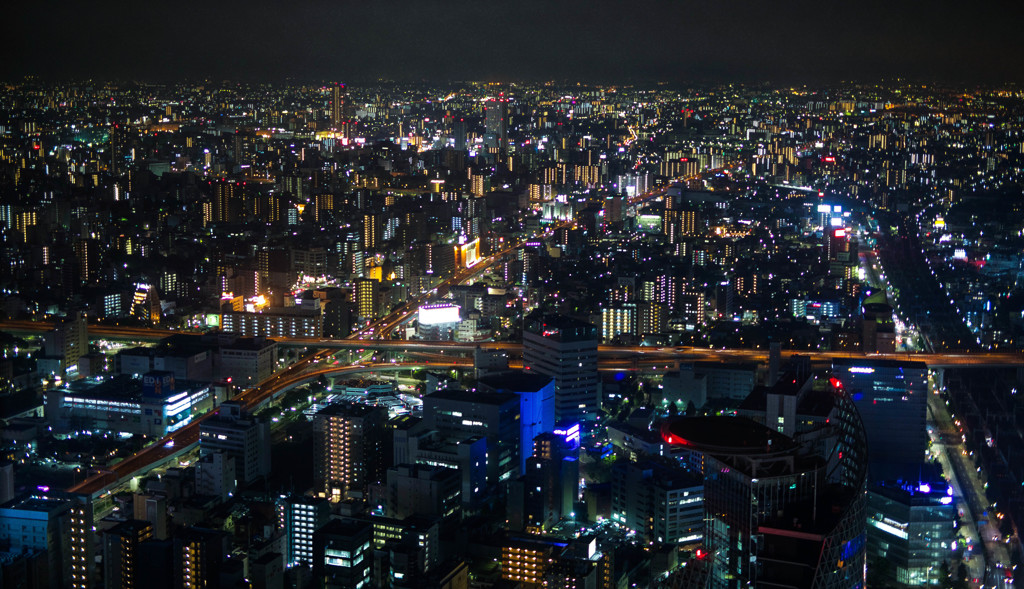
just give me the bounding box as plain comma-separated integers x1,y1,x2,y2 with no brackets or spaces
44,371,212,437
866,477,957,587
832,358,928,481
478,370,555,473
0,491,93,589
423,389,521,484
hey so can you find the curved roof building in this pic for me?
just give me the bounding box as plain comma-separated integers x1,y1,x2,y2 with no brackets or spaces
661,374,868,589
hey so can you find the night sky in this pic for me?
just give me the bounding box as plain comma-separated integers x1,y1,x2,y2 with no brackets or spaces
4,0,1022,83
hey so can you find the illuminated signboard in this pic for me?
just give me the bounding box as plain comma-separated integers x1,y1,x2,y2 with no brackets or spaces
554,423,581,448
418,304,461,325
457,238,481,268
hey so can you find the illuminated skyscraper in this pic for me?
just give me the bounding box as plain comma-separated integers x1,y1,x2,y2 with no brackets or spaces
523,314,600,424
331,83,347,130
832,357,928,482
362,213,379,251
485,98,508,152
278,495,331,567
313,402,387,501
41,311,88,377
355,277,379,321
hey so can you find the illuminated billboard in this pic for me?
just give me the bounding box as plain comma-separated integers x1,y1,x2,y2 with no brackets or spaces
418,303,461,325
456,238,481,268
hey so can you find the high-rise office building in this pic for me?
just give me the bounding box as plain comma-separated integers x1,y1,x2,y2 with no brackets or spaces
610,460,703,546
331,83,347,130
477,371,556,474
423,388,521,484
832,357,928,481
866,477,957,587
312,518,372,589
522,314,600,424
198,401,271,485
313,402,387,501
41,311,88,377
485,98,508,151
355,277,379,322
278,495,331,567
362,213,379,251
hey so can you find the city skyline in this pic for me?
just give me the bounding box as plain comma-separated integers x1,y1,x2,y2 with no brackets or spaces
1,66,1022,588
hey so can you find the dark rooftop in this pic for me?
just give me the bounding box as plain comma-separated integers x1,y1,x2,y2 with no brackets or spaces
477,371,553,394
661,416,798,456
426,389,520,406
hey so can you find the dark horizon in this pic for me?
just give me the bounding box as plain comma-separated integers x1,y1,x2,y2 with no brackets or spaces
4,0,1023,85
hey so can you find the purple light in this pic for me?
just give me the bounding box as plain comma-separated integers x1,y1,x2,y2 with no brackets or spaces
37,485,49,492
919,483,932,494
941,496,953,505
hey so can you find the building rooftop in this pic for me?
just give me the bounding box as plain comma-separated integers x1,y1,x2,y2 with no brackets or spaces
477,371,553,394
59,374,142,401
0,493,70,514
426,389,520,406
661,416,799,456
315,401,383,418
831,357,928,370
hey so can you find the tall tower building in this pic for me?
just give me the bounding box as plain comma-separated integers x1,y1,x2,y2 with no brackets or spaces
354,277,379,322
277,495,331,567
42,311,89,377
103,520,153,589
362,213,379,251
331,83,347,130
477,371,556,474
312,402,387,501
485,98,508,152
522,314,600,424
832,357,928,482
